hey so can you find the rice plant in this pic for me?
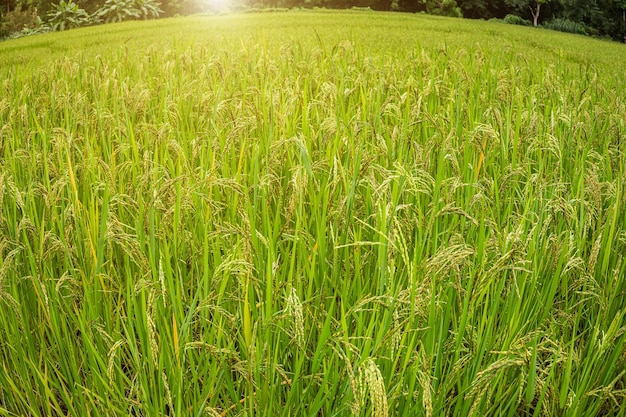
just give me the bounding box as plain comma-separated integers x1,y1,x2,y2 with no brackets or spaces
0,10,625,417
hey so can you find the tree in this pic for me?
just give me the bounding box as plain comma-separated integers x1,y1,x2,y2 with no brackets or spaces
421,0,462,17
457,0,489,18
622,0,626,42
553,0,625,40
506,0,550,26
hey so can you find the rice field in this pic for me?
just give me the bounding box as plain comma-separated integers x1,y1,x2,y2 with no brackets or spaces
0,10,625,417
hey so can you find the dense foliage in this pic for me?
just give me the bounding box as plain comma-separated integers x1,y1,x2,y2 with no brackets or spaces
1,0,625,41
0,10,625,417
0,0,163,37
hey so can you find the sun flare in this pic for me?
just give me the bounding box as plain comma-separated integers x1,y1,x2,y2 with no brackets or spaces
206,0,233,11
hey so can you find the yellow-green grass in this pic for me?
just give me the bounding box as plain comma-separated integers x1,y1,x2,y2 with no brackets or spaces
0,10,625,417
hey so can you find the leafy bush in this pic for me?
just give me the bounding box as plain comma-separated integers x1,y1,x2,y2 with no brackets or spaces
96,0,140,23
47,1,91,31
159,0,205,17
134,0,164,19
8,23,51,39
504,14,531,26
422,0,461,17
96,0,163,23
543,18,587,35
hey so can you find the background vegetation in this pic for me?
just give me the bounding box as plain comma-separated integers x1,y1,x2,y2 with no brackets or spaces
1,0,626,41
0,10,625,417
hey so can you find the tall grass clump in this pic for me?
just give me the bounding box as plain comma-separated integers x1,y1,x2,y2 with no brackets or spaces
543,18,588,35
0,11,625,417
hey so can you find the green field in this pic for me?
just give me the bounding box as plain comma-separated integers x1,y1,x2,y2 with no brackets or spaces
1,10,625,416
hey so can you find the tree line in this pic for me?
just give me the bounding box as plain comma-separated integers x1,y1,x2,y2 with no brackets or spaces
1,0,625,41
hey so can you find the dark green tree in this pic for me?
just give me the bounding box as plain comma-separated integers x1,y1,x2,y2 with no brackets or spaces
505,0,551,26
421,0,462,17
457,0,489,18
553,0,625,40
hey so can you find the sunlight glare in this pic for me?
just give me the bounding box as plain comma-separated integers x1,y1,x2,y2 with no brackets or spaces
206,0,233,12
